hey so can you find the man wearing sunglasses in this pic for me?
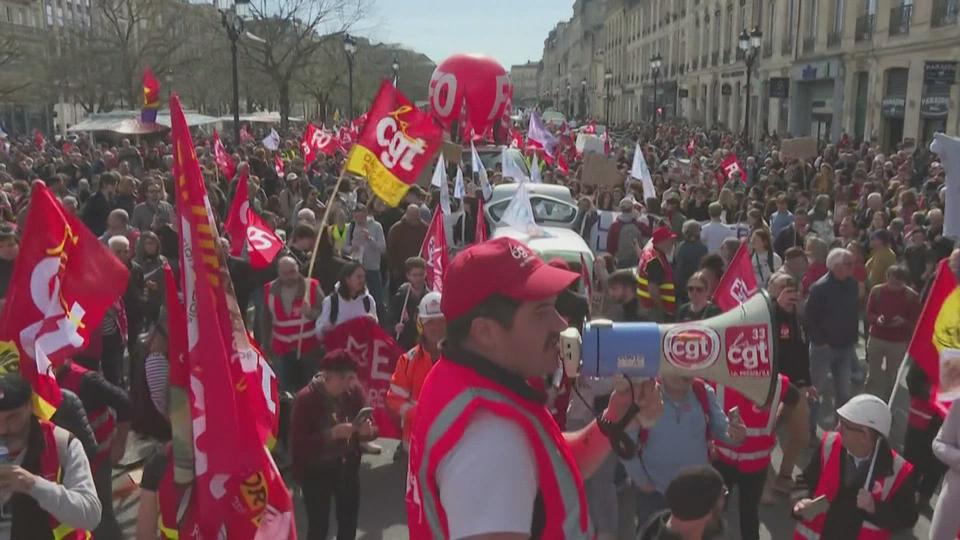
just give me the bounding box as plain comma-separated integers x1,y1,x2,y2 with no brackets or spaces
793,394,919,539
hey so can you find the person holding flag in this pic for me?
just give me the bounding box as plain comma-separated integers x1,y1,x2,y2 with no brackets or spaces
264,256,323,393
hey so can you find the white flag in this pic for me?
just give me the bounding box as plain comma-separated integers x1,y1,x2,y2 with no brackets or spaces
630,143,657,203
501,146,529,182
530,155,542,184
471,142,492,200
431,154,451,215
931,133,960,240
501,182,546,237
454,165,466,200
262,128,280,151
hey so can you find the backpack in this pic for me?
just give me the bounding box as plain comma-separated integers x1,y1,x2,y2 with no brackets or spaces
615,220,642,265
638,378,711,453
329,291,372,325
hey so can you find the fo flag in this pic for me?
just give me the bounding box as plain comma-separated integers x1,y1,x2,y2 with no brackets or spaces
907,259,960,399
322,317,402,439
421,207,449,292
712,241,757,312
720,154,745,186
345,81,443,206
224,173,283,270
301,123,339,166
213,130,236,179
169,93,293,539
0,183,129,418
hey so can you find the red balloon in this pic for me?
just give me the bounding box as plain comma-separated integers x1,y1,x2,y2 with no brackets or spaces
428,54,513,135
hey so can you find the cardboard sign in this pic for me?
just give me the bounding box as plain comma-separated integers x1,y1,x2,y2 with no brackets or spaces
780,137,818,162
322,316,403,439
582,153,623,187
576,133,605,155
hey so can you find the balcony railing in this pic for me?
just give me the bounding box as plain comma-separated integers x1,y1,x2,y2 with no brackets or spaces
781,38,793,55
711,51,719,65
855,14,875,42
735,48,745,61
827,31,841,47
932,0,959,26
802,36,815,53
889,4,913,36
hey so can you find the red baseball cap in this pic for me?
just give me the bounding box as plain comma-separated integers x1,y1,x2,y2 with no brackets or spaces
651,225,677,244
441,237,579,321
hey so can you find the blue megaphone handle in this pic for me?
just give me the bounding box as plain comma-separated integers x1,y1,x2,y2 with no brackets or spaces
580,322,663,379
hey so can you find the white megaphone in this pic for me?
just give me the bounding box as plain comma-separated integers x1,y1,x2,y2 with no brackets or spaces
560,291,777,406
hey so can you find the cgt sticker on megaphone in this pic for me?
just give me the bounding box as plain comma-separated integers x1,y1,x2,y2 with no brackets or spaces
726,324,772,377
663,324,721,370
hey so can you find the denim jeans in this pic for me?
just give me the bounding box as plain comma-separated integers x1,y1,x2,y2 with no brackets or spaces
809,343,856,432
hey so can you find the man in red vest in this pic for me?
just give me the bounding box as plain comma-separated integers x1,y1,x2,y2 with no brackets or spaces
264,255,322,392
793,394,918,539
637,226,678,322
406,237,663,539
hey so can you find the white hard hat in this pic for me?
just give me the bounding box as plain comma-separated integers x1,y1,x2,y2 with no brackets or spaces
417,291,443,320
837,394,891,438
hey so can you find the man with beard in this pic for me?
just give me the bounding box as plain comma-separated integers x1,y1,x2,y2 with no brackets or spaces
638,465,728,540
0,373,101,540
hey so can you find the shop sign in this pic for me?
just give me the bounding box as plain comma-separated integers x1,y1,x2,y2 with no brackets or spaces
881,97,905,118
920,95,950,118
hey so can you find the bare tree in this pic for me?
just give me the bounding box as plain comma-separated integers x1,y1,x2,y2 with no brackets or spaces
239,0,368,128
0,35,31,100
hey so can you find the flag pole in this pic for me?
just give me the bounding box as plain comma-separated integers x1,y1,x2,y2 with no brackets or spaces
295,164,349,357
395,219,435,339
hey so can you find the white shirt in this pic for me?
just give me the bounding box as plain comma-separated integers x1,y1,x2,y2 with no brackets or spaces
314,283,378,338
751,250,783,289
701,220,736,254
436,412,538,539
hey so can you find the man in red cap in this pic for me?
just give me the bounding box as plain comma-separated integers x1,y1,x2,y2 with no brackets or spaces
405,237,663,539
637,225,678,322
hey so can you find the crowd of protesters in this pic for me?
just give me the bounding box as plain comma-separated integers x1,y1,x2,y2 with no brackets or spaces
0,114,956,540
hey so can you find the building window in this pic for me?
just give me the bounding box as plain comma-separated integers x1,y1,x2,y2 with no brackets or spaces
807,0,819,36
834,0,844,32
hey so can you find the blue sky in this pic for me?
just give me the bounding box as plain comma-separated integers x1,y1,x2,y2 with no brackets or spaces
364,1,572,67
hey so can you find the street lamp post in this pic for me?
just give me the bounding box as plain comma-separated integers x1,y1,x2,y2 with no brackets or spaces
392,56,400,86
343,33,358,121
566,83,572,118
650,53,662,119
604,69,613,124
219,0,249,143
580,78,587,120
740,27,762,153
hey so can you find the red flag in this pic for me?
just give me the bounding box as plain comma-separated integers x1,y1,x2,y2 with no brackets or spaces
907,259,960,389
225,172,283,269
420,207,449,292
475,197,488,244
301,123,339,166
322,317,402,439
62,142,74,155
557,152,570,174
213,130,236,179
579,252,593,314
273,155,284,177
351,112,368,136
583,121,597,135
239,124,254,143
0,183,129,418
169,93,293,539
601,131,611,155
687,138,697,157
162,263,189,389
721,153,745,185
33,129,45,151
510,128,524,148
337,126,354,151
345,81,443,206
142,67,161,123
712,241,758,312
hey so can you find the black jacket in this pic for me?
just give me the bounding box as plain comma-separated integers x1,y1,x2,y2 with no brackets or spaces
775,305,812,387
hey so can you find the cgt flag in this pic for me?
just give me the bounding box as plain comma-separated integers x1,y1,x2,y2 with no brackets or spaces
169,93,292,539
712,240,758,312
345,81,443,206
142,67,161,124
0,183,129,418
421,207,449,292
224,173,283,270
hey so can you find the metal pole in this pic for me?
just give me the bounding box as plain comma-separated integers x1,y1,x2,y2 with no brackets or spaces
744,57,752,153
231,35,240,143
348,57,354,121
653,72,659,119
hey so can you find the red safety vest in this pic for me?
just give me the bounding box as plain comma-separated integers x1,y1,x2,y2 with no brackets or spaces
907,395,949,431
712,375,789,472
36,420,91,540
405,358,593,539
157,448,194,539
266,278,321,356
794,432,914,540
636,244,676,315
58,363,116,470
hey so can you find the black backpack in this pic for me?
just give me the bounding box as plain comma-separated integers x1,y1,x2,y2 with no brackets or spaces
329,292,372,325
